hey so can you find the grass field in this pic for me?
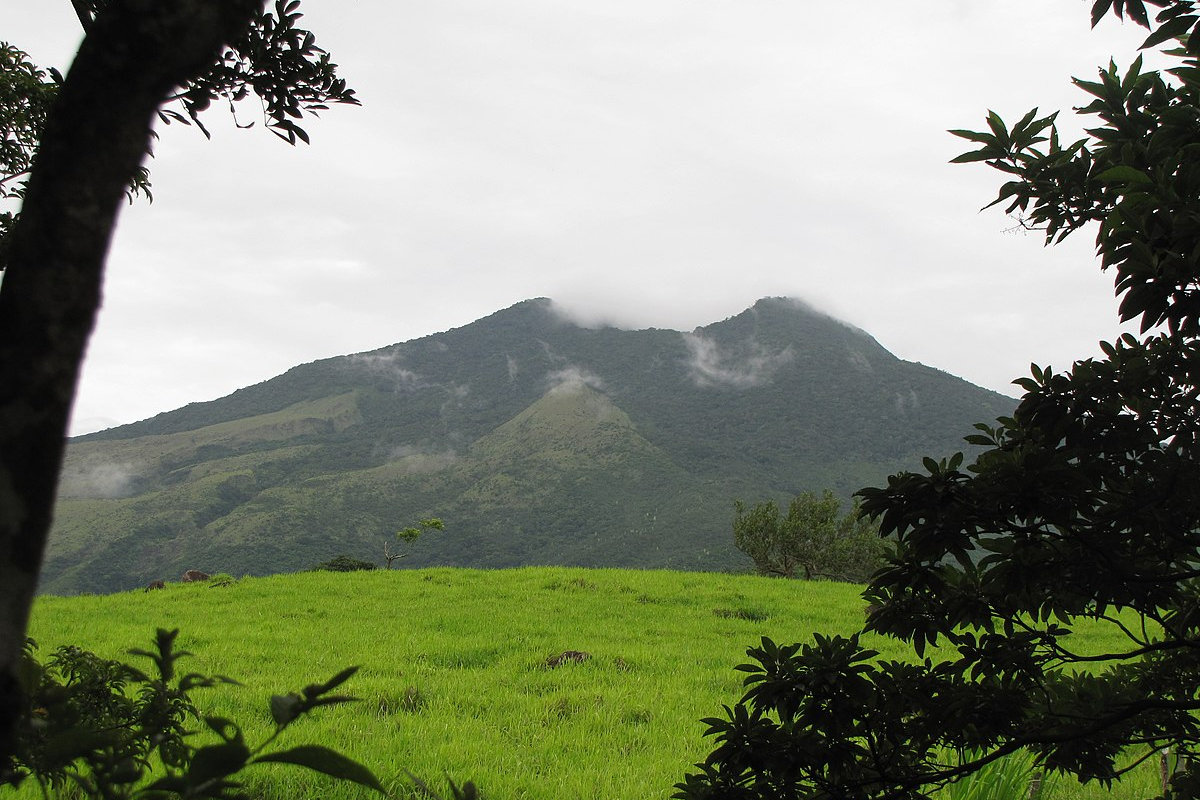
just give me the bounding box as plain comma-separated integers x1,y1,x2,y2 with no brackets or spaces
24,567,1162,799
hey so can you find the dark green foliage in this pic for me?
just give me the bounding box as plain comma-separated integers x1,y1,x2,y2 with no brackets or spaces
4,628,382,798
397,518,445,544
0,35,154,273
679,3,1200,799
0,44,59,274
49,299,1011,595
732,490,886,582
0,1,356,276
156,0,359,145
313,554,378,572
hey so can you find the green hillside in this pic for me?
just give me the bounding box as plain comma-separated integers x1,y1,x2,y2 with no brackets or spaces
46,297,1015,594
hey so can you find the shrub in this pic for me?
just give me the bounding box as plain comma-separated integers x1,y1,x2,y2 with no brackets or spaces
314,554,378,572
3,628,383,798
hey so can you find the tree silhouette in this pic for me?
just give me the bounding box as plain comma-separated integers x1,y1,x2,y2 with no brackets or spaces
0,0,356,759
680,3,1200,798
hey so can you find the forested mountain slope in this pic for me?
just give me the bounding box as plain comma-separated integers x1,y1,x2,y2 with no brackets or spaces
47,297,1013,594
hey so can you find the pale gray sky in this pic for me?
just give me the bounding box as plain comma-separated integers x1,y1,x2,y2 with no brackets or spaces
6,2,1153,435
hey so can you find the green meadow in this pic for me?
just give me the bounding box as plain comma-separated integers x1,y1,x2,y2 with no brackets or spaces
24,568,1160,799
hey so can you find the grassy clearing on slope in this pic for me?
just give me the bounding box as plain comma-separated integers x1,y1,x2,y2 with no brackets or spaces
25,567,1157,800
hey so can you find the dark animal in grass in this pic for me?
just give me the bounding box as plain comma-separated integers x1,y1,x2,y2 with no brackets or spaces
145,580,166,592
181,570,210,582
546,650,591,668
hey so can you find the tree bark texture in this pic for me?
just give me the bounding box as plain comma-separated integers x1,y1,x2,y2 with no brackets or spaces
0,0,264,761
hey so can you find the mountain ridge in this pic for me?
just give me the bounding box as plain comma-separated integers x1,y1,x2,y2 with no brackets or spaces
47,297,1014,594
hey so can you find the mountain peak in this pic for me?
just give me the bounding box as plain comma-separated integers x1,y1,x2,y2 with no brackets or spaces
750,296,821,315
445,297,578,341
694,295,880,360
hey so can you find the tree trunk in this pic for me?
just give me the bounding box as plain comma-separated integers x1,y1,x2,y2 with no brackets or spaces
0,0,263,761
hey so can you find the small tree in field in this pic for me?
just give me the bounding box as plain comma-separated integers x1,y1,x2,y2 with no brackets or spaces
384,518,445,569
733,491,884,582
678,3,1200,800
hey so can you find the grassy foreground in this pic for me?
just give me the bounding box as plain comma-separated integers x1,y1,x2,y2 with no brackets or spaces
25,567,1158,799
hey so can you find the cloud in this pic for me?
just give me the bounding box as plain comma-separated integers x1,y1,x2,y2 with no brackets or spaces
547,365,606,394
59,462,138,499
683,333,794,389
895,389,921,415
36,0,1152,434
846,348,874,373
440,383,470,419
347,349,426,391
384,444,458,474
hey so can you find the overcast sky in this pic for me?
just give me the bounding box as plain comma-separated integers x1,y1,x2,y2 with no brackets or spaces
8,2,1157,436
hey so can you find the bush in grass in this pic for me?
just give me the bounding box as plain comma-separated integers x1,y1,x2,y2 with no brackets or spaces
2,628,383,798
375,685,427,716
314,554,378,572
711,607,769,623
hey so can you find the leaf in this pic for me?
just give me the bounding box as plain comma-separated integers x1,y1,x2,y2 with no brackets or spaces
179,671,240,692
270,692,303,726
1012,106,1040,134
306,693,358,708
303,665,359,699
141,776,191,794
1126,0,1150,27
1091,0,1115,28
950,148,999,164
1073,77,1109,100
1141,14,1196,47
188,741,251,783
948,128,995,145
1096,165,1152,184
985,110,1010,149
255,745,385,793
450,779,480,800
41,728,125,762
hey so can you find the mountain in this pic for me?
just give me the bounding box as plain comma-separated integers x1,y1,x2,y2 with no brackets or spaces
45,297,1014,594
